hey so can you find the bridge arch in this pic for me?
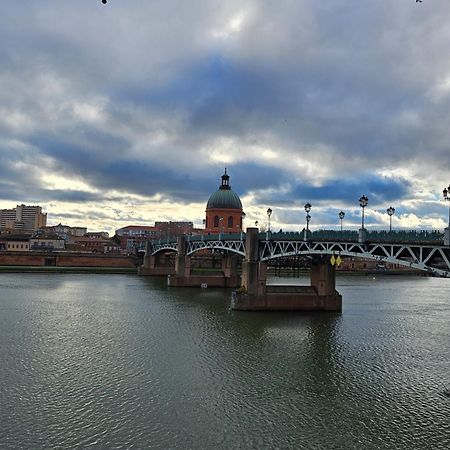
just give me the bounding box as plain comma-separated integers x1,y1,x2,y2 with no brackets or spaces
186,240,245,257
150,244,178,256
259,241,450,277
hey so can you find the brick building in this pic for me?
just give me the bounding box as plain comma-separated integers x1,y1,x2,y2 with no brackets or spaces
0,234,31,252
204,169,245,234
115,223,196,252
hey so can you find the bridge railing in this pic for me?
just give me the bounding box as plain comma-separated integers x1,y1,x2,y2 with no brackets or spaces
266,230,444,244
146,229,445,247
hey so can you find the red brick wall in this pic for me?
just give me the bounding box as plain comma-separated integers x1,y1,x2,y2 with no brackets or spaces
0,252,136,267
205,208,243,233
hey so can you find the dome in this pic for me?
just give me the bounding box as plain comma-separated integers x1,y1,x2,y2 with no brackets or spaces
206,169,242,210
207,189,242,210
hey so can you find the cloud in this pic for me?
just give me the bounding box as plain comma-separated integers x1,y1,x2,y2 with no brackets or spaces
1,1,450,232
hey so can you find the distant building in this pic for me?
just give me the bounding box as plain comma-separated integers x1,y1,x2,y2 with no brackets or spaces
205,169,244,234
116,226,158,238
30,235,65,251
41,224,87,238
337,257,418,272
67,236,120,254
84,231,109,239
0,205,47,231
154,221,195,237
0,234,31,252
115,223,195,252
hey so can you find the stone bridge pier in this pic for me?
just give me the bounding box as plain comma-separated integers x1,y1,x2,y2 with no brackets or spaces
138,241,175,276
167,236,241,288
231,228,342,312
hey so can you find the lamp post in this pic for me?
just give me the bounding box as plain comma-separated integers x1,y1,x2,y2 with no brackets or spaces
304,202,311,241
240,212,246,240
443,185,450,245
219,216,223,240
358,195,368,243
338,211,345,232
267,208,272,232
255,220,259,228
387,206,395,233
266,208,272,239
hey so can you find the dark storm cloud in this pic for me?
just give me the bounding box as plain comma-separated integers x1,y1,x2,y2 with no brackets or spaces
0,180,102,204
252,173,411,207
1,0,450,229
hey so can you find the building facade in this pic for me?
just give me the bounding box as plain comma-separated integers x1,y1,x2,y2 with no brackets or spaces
0,235,31,252
205,170,244,234
0,204,47,231
41,224,87,238
30,236,66,251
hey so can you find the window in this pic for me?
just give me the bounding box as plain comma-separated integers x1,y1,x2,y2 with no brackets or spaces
214,216,219,227
228,216,233,228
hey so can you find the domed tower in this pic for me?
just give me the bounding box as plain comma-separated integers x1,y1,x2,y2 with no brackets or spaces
205,169,244,234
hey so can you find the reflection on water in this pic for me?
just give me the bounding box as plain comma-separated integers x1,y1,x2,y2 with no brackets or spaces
0,273,449,449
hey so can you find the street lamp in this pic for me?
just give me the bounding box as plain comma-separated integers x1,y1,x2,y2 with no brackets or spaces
387,206,395,233
202,219,206,241
443,185,450,223
267,208,272,232
338,211,345,232
255,220,259,228
358,195,368,243
359,195,368,228
443,185,450,245
304,202,312,241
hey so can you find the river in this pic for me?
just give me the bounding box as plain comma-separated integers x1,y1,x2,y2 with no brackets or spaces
0,273,448,449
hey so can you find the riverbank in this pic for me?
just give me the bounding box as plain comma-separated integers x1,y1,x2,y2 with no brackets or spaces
0,265,137,274
267,268,429,277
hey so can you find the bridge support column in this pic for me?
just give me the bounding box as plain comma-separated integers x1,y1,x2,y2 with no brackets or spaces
231,229,342,312
222,254,241,287
310,256,336,296
240,228,267,296
358,228,367,243
168,237,190,286
444,227,450,246
168,236,241,288
138,241,175,276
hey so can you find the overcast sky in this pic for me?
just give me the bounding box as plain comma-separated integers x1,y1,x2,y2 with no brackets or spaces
1,0,450,233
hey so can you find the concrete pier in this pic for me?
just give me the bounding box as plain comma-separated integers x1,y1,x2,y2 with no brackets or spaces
138,242,175,276
167,237,241,288
231,228,342,312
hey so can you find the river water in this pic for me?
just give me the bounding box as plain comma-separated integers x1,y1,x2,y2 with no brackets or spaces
0,273,448,449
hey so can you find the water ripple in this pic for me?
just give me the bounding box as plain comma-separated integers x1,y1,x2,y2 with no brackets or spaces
0,274,449,449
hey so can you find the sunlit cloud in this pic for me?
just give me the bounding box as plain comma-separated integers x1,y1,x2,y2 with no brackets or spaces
1,1,450,233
